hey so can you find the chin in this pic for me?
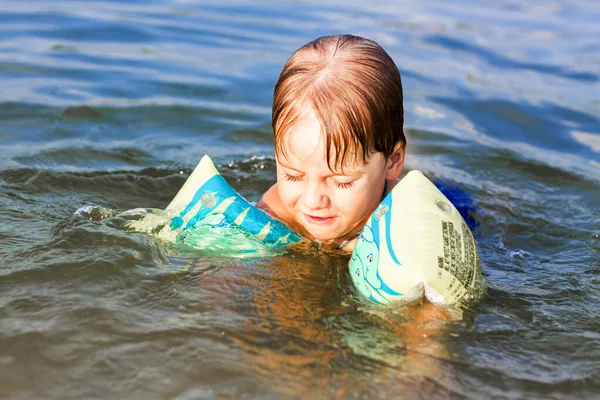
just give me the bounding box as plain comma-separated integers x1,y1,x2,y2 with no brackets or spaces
305,228,340,242
311,234,335,241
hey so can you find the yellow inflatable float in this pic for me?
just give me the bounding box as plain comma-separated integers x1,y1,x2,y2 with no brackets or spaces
349,170,482,306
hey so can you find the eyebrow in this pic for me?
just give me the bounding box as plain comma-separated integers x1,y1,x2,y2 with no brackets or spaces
278,161,303,173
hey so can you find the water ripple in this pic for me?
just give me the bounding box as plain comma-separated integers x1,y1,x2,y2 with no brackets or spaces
1,0,600,398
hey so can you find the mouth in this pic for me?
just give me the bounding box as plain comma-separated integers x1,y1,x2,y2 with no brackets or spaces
304,214,334,225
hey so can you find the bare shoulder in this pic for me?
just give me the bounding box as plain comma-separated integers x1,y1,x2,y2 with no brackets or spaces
257,184,308,239
256,183,289,222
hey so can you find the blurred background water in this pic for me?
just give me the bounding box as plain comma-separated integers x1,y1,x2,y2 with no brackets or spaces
1,0,599,398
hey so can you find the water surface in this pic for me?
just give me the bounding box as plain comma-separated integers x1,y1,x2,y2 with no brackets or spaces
1,0,599,398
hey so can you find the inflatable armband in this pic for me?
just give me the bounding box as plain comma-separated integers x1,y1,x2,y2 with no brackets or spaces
124,156,302,254
349,170,481,306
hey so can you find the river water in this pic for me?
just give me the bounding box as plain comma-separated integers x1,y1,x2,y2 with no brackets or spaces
1,0,599,398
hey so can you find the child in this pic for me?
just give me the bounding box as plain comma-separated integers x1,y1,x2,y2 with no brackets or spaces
257,34,406,251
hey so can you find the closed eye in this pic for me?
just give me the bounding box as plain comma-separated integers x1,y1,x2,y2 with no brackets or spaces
283,173,302,182
334,180,355,189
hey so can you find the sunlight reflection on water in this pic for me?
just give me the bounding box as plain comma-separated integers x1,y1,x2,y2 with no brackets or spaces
0,0,599,398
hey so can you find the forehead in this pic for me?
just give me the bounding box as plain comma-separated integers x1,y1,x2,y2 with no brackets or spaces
278,105,365,172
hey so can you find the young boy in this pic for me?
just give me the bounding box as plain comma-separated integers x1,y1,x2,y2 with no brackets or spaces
257,35,406,251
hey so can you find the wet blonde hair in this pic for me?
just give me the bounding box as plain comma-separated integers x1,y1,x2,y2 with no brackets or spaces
272,34,405,169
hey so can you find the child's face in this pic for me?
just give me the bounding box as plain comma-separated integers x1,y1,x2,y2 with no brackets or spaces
276,107,391,242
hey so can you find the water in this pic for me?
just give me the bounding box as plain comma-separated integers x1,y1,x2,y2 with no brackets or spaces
1,0,599,398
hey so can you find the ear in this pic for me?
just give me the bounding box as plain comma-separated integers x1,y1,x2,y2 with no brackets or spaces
385,141,405,180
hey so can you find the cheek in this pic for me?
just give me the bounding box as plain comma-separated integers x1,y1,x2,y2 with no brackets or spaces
277,180,300,207
333,188,369,216
333,182,381,219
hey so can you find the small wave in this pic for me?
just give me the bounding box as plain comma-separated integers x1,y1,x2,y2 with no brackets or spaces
13,146,155,170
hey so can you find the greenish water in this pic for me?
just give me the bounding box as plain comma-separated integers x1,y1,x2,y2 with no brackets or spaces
0,0,599,398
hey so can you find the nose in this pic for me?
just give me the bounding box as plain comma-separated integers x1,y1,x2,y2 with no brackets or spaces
303,180,328,210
